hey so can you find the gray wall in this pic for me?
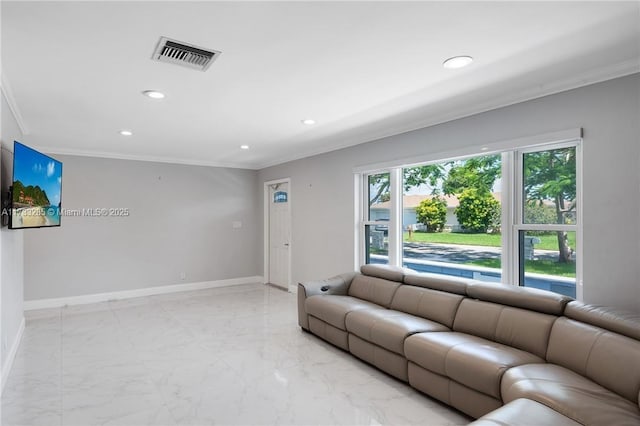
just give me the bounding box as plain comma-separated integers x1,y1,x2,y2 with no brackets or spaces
1,92,24,370
259,73,640,313
24,156,261,300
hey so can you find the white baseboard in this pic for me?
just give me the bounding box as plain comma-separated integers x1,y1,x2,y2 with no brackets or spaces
23,276,264,311
2,317,25,395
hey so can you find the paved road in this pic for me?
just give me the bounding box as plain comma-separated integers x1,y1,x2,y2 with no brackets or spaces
402,242,559,263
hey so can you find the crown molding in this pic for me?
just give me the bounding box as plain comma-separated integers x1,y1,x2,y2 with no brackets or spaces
0,72,30,136
37,146,256,170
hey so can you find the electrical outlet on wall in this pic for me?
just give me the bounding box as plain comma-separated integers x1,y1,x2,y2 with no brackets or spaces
180,272,186,280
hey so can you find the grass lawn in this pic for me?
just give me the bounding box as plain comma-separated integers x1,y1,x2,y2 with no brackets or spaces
466,258,576,278
405,231,501,246
532,233,576,251
404,231,575,251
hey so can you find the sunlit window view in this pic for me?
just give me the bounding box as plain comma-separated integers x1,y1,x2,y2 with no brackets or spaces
363,144,579,298
520,146,577,296
400,155,503,282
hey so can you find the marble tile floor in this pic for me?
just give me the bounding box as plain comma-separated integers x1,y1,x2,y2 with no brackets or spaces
2,283,470,426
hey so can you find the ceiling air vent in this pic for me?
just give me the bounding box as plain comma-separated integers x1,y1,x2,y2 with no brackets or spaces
152,37,221,72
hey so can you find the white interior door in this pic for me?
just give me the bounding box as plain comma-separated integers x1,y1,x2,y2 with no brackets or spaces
269,182,290,290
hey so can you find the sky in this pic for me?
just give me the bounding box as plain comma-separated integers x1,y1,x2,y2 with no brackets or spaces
13,141,63,206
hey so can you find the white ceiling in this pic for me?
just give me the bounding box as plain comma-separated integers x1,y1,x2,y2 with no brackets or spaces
2,1,639,170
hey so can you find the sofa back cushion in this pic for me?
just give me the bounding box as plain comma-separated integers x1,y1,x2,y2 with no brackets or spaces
360,264,408,282
453,299,557,358
564,301,640,340
494,307,558,358
547,317,640,404
348,274,401,308
403,272,468,295
390,286,464,328
453,299,502,340
466,282,571,315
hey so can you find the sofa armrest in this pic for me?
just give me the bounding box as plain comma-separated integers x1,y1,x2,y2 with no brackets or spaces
297,272,357,330
301,272,356,297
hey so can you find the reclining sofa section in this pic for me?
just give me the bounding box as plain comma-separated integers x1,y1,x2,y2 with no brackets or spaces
297,264,640,425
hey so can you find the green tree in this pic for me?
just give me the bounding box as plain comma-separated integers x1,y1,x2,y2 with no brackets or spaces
442,155,501,196
441,155,501,234
524,202,557,224
368,173,390,206
404,165,445,191
524,147,576,263
455,188,500,233
368,165,445,206
416,196,447,232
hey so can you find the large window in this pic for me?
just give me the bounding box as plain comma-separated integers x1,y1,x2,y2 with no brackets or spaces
359,140,581,298
516,145,578,296
401,155,503,283
365,172,390,265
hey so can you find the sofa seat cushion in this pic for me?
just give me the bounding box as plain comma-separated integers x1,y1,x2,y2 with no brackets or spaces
345,309,449,355
405,332,544,399
502,363,640,426
305,295,384,331
469,398,581,426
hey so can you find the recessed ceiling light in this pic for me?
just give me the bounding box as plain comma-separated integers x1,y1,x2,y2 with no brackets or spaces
301,119,316,125
119,130,133,136
443,56,474,69
142,90,165,99
240,145,250,150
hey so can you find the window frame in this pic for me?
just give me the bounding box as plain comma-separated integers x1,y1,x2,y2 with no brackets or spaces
355,131,583,299
361,170,394,265
511,140,582,299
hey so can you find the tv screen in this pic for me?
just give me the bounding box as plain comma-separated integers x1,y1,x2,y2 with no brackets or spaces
9,141,63,229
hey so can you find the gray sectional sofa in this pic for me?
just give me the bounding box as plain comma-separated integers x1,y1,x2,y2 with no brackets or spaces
297,264,640,425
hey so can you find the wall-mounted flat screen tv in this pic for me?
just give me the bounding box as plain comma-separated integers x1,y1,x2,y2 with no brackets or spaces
9,141,63,229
